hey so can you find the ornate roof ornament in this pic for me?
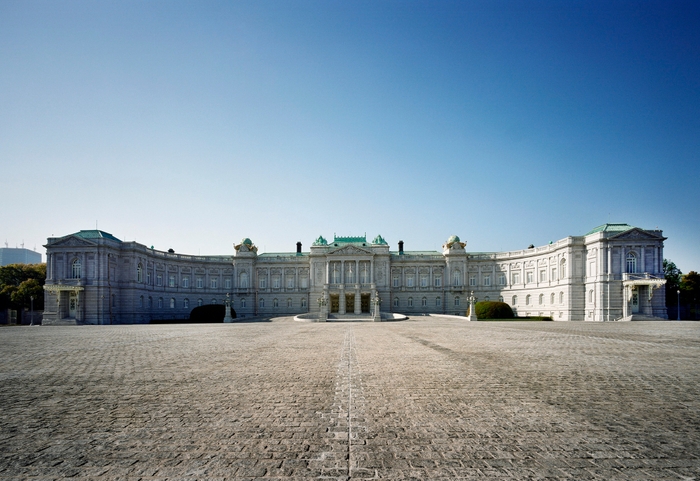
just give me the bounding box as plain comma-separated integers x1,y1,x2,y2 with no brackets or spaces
312,235,328,246
234,238,257,252
371,234,388,245
444,235,466,250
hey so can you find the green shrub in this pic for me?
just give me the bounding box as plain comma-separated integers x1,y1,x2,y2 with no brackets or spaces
188,304,236,323
475,301,514,319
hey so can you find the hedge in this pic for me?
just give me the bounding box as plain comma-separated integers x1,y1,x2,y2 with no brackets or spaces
474,301,514,319
188,304,237,323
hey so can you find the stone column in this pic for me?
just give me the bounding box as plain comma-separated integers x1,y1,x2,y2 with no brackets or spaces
354,284,361,314
339,285,346,315
641,246,645,273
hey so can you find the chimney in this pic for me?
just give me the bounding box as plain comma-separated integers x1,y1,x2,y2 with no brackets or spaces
398,240,404,255
296,241,302,254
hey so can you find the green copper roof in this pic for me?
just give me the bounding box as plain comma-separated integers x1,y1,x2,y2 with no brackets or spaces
585,223,636,236
73,230,122,242
333,234,367,244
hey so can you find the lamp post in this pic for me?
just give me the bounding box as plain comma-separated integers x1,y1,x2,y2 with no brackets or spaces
30,295,34,326
677,289,681,321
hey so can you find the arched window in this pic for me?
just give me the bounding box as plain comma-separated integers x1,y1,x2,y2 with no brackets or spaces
197,298,203,307
526,294,531,305
512,295,518,306
170,298,175,309
560,258,567,278
259,298,265,308
408,297,413,307
454,296,460,306
421,297,427,307
436,296,442,307
559,291,564,304
498,296,503,302
539,294,544,305
287,298,292,308
158,297,163,309
139,295,144,308
183,298,189,309
453,270,461,286
301,298,306,308
626,252,637,273
71,258,81,279
239,271,248,288
211,298,216,304
485,296,490,301
137,263,143,283
148,296,153,308
241,298,247,308
550,293,555,304
393,297,399,308
273,298,279,308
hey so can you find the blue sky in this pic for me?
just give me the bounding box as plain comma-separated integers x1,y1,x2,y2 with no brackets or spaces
1,1,699,272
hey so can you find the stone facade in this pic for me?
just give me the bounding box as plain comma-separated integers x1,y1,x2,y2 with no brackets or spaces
42,224,668,324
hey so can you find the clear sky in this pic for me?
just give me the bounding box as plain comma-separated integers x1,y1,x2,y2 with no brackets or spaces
1,1,698,272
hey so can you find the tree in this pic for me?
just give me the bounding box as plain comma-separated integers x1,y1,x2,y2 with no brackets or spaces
663,259,682,308
0,263,46,310
681,271,700,319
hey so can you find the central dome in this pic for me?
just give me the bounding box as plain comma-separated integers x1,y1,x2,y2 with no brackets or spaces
447,235,460,244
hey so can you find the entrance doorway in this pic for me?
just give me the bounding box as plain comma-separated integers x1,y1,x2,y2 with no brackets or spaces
69,292,77,318
631,291,639,314
361,294,370,313
345,294,355,313
330,294,340,313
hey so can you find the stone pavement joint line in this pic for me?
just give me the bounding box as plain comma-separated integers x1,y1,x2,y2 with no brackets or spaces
1,318,700,479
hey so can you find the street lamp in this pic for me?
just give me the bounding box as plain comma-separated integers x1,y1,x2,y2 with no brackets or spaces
677,289,681,321
30,295,34,326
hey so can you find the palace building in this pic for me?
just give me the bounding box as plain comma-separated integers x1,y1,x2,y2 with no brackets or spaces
42,224,668,324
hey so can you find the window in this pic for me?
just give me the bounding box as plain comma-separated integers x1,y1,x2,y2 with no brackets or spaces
287,298,292,308
197,298,203,307
526,272,533,284
287,278,294,289
560,259,567,278
559,291,564,304
408,297,413,307
526,294,531,306
589,290,594,303
225,278,232,289
169,276,175,288
158,297,163,309
259,298,265,308
551,268,557,281
272,277,280,289
512,272,520,284
182,277,189,288
469,275,477,287
239,272,248,289
137,264,143,283
259,277,267,289
148,296,153,308
421,297,427,307
211,298,217,304
498,296,503,302
393,297,399,307
626,253,637,273
211,278,218,289
156,275,162,286
71,259,81,279
183,298,189,309
393,276,400,288
436,296,442,307
539,294,544,305
332,264,340,284
420,275,428,287
483,275,491,287
139,296,144,308
360,265,369,284
551,293,555,304
498,274,506,286
170,298,175,308
300,277,308,289
512,295,518,306
434,276,442,287
454,297,460,306
407,276,414,287
453,271,461,286
346,267,354,284
240,298,247,308
484,296,490,301
273,298,279,308
146,272,151,285
540,270,546,282
301,298,306,308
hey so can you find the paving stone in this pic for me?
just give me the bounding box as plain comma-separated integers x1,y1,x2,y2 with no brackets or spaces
0,319,699,479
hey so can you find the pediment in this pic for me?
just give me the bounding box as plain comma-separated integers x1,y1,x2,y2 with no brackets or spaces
610,228,665,241
49,236,97,248
329,245,372,256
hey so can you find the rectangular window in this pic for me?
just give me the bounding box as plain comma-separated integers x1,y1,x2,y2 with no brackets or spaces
182,277,189,288
420,275,428,287
434,277,441,287
225,278,232,289
393,276,399,288
169,276,175,288
272,277,280,289
483,275,491,286
512,272,520,284
526,271,533,284
300,278,308,289
406,276,414,287
469,275,477,287
211,278,218,289
287,278,294,289
156,275,162,286
540,270,546,282
196,277,203,288
552,268,557,281
259,278,267,289
146,272,151,285
498,274,506,286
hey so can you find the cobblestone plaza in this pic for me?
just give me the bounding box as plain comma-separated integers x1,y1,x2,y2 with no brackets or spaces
1,318,699,480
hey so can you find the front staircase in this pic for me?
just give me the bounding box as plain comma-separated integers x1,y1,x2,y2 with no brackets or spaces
326,313,376,322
